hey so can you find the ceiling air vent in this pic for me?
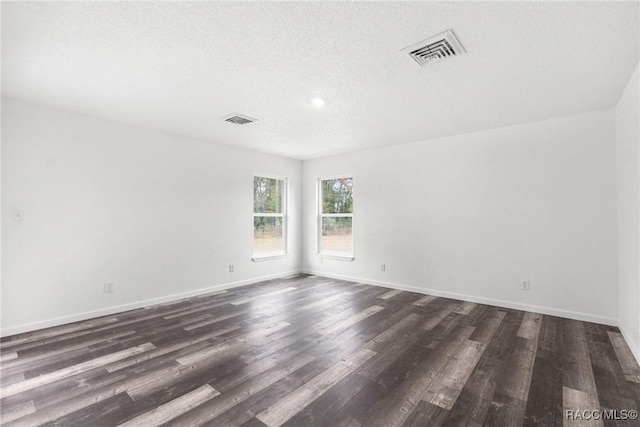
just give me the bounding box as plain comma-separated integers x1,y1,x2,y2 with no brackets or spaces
223,113,258,125
401,30,465,67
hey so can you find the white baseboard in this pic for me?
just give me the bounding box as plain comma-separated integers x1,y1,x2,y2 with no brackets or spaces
617,321,640,366
1,270,302,337
303,270,618,327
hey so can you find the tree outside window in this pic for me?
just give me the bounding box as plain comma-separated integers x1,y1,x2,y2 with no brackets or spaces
254,176,286,258
319,177,353,257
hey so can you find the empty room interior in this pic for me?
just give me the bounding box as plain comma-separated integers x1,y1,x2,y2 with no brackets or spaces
1,1,640,426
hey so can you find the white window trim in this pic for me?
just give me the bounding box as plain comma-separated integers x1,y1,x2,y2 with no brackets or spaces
320,254,355,262
251,254,288,262
253,175,288,260
317,176,354,261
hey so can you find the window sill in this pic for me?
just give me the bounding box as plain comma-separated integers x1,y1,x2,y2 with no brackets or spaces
252,253,288,262
319,253,355,262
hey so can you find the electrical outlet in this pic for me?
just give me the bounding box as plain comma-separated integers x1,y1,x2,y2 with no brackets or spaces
381,264,386,272
521,280,530,291
229,264,234,273
104,282,114,293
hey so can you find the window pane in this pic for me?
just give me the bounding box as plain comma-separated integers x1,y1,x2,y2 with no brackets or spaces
321,217,352,255
321,178,353,214
254,177,283,213
254,216,284,255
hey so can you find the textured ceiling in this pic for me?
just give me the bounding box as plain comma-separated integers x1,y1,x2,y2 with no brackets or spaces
2,2,639,160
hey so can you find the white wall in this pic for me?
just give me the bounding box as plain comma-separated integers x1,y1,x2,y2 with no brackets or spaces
1,97,302,335
303,110,619,324
616,63,640,362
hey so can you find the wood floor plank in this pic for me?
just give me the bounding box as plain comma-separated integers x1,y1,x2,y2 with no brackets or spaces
241,302,389,372
562,320,602,414
607,331,640,383
319,306,385,336
39,392,136,427
0,318,119,349
105,325,241,373
422,303,460,331
536,313,563,360
402,400,450,427
496,312,542,402
3,381,135,425
332,415,362,427
166,353,316,426
0,372,25,387
305,311,389,365
182,312,245,331
5,367,112,411
229,287,298,306
215,337,318,393
349,336,436,417
468,309,506,344
422,339,486,410
454,301,477,315
204,358,330,427
484,392,527,427
358,325,428,380
280,372,371,427
523,315,563,427
523,355,563,427
175,321,291,367
444,309,522,426
124,355,235,402
412,295,437,306
1,329,137,376
99,361,241,425
119,384,220,426
517,312,543,340
378,289,402,300
0,353,18,363
0,342,155,399
585,325,640,416
295,291,353,312
5,296,245,355
562,386,604,427
240,418,270,427
256,348,376,427
0,399,35,424
1,274,638,426
360,325,476,427
363,313,424,352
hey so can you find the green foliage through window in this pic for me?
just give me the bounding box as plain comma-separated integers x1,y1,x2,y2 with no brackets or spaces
254,176,283,214
254,176,286,257
321,178,353,214
319,177,353,257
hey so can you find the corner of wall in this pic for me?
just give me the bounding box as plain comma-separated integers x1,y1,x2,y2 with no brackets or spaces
614,61,640,364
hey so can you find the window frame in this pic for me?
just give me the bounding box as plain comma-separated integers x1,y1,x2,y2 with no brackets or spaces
317,176,355,261
252,174,288,261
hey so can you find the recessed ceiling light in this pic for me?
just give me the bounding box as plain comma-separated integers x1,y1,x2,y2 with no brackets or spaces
311,97,325,107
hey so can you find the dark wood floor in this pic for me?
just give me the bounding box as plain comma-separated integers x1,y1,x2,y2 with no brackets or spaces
1,275,639,426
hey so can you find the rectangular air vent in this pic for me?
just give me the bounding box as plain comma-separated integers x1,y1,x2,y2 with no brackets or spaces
224,113,258,125
401,30,465,67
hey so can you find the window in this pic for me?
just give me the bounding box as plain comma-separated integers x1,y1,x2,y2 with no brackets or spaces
253,176,287,259
319,177,353,259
